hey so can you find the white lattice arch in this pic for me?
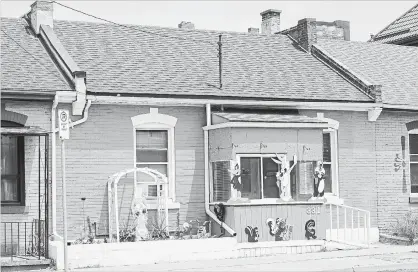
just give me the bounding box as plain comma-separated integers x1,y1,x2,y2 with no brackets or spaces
107,167,169,242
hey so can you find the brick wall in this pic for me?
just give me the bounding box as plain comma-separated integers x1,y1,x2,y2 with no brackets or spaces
53,104,206,239
375,110,418,233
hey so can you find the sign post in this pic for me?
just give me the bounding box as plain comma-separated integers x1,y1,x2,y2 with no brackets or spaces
58,110,69,272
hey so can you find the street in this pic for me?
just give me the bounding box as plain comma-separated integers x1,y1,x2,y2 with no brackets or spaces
67,247,418,272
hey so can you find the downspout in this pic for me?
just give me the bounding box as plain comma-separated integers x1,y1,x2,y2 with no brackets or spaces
204,103,236,236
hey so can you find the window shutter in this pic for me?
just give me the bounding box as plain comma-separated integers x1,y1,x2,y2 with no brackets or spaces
212,161,231,202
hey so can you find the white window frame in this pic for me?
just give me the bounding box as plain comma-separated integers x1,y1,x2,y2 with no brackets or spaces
131,108,177,203
323,129,339,198
235,153,284,204
409,129,418,197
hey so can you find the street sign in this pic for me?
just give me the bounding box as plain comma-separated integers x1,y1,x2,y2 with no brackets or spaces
58,109,70,140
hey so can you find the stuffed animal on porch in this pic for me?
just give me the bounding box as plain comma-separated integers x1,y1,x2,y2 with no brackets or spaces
271,154,297,201
305,219,317,240
228,162,243,191
245,226,259,242
131,196,149,241
313,161,325,199
266,217,292,241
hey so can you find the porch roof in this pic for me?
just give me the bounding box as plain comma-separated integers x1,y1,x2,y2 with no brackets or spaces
213,112,327,124
1,126,49,136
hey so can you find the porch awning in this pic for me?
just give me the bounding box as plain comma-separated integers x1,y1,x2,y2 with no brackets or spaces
1,126,49,136
213,112,327,124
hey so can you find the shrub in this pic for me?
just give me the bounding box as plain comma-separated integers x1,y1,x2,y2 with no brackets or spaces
392,211,418,241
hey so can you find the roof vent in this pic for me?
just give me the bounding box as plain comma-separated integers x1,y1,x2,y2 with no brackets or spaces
178,21,195,29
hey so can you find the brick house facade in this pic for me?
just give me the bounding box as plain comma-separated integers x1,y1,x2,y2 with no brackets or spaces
1,1,417,253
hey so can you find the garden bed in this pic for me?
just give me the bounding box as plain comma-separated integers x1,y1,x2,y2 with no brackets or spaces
50,237,238,270
379,233,418,246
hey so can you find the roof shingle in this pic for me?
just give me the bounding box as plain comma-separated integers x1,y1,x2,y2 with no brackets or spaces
1,18,72,93
316,39,418,107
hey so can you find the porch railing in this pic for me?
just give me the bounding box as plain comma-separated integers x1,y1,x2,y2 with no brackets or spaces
326,203,371,248
1,220,47,261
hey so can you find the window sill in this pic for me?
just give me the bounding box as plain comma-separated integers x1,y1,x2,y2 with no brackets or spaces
1,205,29,214
409,196,418,204
146,201,180,210
324,194,344,205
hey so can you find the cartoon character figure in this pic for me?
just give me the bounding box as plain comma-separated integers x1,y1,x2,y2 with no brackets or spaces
245,226,259,242
305,219,317,240
266,217,292,241
229,162,243,191
271,154,297,201
313,161,325,199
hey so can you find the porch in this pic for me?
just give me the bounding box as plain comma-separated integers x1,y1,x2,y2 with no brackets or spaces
1,125,50,269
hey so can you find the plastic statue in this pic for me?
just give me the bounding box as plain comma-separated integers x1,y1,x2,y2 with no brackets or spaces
271,154,297,201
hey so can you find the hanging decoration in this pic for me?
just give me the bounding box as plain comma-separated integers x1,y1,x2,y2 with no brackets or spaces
271,154,298,201
266,217,293,241
229,162,243,191
311,161,325,200
245,226,259,242
304,219,317,240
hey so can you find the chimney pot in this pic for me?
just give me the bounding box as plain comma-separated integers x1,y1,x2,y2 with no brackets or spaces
260,9,281,35
178,21,195,29
30,0,53,34
248,27,259,34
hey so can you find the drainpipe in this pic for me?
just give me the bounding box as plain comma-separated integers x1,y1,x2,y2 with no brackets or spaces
204,103,236,237
51,95,91,240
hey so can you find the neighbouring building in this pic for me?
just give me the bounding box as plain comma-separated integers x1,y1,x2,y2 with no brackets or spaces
1,0,417,269
369,3,418,46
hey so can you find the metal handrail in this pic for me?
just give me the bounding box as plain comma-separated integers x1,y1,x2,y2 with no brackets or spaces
325,203,371,247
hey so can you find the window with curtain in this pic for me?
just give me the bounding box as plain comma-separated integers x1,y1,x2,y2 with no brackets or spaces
410,133,418,194
135,130,169,198
1,121,25,205
323,133,332,193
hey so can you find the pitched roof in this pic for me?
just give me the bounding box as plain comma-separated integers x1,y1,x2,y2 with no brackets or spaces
370,3,418,45
1,18,72,93
49,19,372,102
316,39,418,107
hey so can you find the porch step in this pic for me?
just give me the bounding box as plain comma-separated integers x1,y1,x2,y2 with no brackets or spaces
0,257,51,272
236,240,325,258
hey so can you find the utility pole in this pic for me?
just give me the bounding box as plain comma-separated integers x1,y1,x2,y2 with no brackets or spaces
217,34,223,89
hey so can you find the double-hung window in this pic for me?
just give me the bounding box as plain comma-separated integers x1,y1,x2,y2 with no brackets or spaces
323,130,339,196
136,130,169,198
410,132,418,194
131,109,177,201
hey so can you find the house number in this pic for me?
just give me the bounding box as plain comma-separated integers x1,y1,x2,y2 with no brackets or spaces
306,206,321,215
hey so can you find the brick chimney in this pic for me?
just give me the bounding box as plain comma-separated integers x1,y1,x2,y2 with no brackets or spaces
29,0,53,34
248,27,259,34
280,18,350,52
260,9,281,35
178,21,195,30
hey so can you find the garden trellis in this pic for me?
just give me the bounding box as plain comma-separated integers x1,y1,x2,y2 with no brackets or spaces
107,167,169,242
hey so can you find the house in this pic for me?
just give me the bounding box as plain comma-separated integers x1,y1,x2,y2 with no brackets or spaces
369,3,418,46
1,1,417,269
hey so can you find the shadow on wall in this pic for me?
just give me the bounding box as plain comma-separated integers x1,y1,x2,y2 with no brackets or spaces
186,149,206,223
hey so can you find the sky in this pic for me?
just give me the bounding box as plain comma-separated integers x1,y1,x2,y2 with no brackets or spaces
1,1,417,42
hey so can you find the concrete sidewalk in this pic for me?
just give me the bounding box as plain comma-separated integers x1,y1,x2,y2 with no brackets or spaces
75,244,418,272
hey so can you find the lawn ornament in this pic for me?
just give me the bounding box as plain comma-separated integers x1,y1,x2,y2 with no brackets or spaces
245,226,259,242
266,217,292,241
271,154,297,201
312,161,325,199
305,219,317,240
229,162,242,191
131,194,149,241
